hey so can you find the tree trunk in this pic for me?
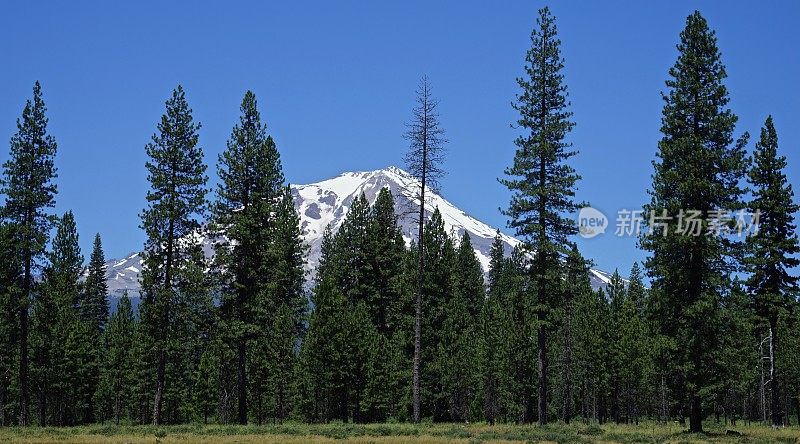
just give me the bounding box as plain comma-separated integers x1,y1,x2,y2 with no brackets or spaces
794,397,799,427
19,253,31,426
152,349,165,425
537,320,548,425
412,130,427,424
769,320,781,428
689,392,702,432
152,189,177,426
563,321,572,424
38,389,45,426
237,342,247,424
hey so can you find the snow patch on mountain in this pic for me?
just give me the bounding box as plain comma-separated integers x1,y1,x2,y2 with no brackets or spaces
103,166,615,299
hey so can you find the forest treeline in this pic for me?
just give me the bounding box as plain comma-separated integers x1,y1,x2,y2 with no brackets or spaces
0,8,798,433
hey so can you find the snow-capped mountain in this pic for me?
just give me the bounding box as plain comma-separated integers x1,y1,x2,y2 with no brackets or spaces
104,166,617,299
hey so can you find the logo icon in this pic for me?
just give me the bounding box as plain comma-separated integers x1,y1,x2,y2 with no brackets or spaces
577,206,608,239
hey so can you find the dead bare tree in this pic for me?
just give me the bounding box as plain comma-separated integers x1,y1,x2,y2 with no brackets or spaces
404,75,446,423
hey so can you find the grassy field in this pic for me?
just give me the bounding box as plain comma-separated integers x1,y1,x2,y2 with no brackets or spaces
0,421,798,444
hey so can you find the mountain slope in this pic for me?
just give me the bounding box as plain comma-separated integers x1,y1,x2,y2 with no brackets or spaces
104,166,615,298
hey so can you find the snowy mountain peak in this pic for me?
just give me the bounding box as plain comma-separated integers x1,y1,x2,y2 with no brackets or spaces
103,166,612,299
292,166,518,273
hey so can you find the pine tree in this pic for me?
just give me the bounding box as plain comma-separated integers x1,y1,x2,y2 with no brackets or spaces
779,303,800,426
31,212,92,425
0,224,19,425
95,292,136,425
417,208,456,420
139,85,208,425
0,81,59,425
606,270,627,423
479,234,514,424
439,233,483,421
74,234,108,424
553,246,592,423
617,264,649,424
640,11,748,432
404,76,447,423
29,272,58,425
298,192,413,423
745,116,799,427
160,244,213,424
81,234,109,333
500,7,582,424
361,188,409,422
336,193,372,305
62,315,95,424
298,253,351,422
504,245,536,422
261,186,307,423
718,280,757,426
211,90,287,425
365,188,406,335
193,347,217,424
130,315,155,424
627,263,646,316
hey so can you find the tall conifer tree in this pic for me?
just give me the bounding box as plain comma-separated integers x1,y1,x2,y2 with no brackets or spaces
404,77,447,423
31,211,91,425
500,7,582,424
139,85,208,425
1,82,58,425
640,11,747,432
479,234,515,424
745,116,799,427
211,90,285,424
95,293,136,425
81,234,109,332
0,224,19,425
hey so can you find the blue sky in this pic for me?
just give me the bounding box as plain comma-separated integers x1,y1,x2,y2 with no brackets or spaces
1,1,798,275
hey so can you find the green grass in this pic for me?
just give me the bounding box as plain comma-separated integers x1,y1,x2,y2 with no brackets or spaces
0,421,798,443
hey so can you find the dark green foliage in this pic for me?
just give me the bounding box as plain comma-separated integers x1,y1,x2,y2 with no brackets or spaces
130,318,156,425
745,116,799,426
194,346,217,425
242,193,306,425
362,189,409,422
30,212,95,425
365,188,406,335
211,91,305,425
717,280,758,426
299,192,415,423
478,234,515,424
500,7,583,424
1,81,59,426
81,234,109,333
139,85,209,425
640,11,748,433
605,270,626,423
505,246,536,422
300,196,391,423
575,288,612,424
297,267,352,422
0,224,20,425
438,233,483,421
593,267,649,425
616,265,648,424
417,209,456,421
551,246,593,424
95,293,137,425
